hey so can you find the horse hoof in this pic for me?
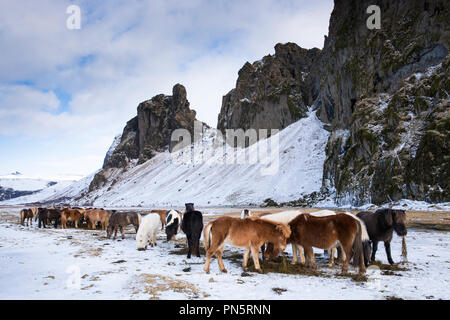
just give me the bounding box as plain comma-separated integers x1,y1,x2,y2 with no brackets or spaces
256,269,263,274
221,269,228,273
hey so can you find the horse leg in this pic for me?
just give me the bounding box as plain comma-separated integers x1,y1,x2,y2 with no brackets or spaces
120,226,125,239
384,241,394,265
291,244,298,265
341,243,352,275
304,246,316,272
204,248,215,274
195,234,201,257
242,247,251,271
328,247,335,267
371,240,378,262
297,245,305,264
216,243,227,273
250,245,262,273
113,227,118,240
186,234,192,259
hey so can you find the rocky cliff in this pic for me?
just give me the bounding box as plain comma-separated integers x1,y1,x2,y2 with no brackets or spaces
317,0,449,205
216,0,449,205
87,0,448,206
217,43,321,138
89,84,205,192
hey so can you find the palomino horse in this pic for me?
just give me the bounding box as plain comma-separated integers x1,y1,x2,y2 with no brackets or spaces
20,209,33,226
84,209,110,230
61,208,84,229
287,213,369,275
203,216,291,274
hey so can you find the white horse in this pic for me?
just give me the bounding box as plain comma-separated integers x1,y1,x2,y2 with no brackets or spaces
136,213,161,250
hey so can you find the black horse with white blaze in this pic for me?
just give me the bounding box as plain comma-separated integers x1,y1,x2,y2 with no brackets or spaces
181,203,203,259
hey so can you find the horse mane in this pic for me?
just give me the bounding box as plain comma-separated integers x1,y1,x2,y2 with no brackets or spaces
255,217,291,239
341,211,370,241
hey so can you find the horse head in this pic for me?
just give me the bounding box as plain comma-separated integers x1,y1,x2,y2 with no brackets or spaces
392,209,407,236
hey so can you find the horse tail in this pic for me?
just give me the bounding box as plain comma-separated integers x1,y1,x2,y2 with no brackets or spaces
138,213,142,227
350,215,371,271
20,209,25,225
203,222,213,251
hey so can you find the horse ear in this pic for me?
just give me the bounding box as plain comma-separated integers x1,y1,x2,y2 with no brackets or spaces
384,209,393,227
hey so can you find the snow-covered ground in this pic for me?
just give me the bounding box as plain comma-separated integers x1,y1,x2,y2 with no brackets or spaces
1,207,448,300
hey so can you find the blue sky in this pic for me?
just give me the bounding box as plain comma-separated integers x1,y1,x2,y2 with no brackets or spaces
0,0,333,178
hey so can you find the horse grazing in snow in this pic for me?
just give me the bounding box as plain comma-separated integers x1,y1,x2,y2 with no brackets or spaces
61,208,83,229
107,211,140,239
181,203,203,259
165,210,183,241
357,208,407,264
203,216,291,274
36,207,61,229
84,209,110,230
287,212,369,275
136,213,161,250
20,209,33,226
260,210,340,264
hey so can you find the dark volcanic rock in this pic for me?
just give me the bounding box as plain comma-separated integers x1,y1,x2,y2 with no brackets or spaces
217,43,321,139
89,84,206,192
318,0,450,205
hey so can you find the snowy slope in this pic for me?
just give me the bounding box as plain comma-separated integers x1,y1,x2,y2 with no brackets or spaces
0,172,96,205
81,109,330,207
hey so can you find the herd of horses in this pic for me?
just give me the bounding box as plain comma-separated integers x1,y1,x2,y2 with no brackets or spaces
19,204,408,276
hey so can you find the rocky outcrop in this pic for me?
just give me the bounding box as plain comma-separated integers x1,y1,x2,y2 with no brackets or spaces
89,84,205,192
217,43,321,138
324,59,449,205
318,0,450,204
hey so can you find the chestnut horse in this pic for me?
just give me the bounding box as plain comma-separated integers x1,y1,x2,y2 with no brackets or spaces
84,209,109,230
203,216,291,274
288,213,369,275
20,209,33,226
261,210,339,265
61,208,83,229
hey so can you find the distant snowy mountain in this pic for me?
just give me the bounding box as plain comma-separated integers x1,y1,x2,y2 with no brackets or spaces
0,173,85,203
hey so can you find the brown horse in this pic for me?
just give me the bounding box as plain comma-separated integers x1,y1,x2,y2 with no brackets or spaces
151,209,168,231
84,209,110,230
288,213,369,275
106,211,141,239
20,209,33,226
61,208,83,229
203,216,291,274
357,208,407,264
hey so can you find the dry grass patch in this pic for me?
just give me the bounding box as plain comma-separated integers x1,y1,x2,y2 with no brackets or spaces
128,274,208,299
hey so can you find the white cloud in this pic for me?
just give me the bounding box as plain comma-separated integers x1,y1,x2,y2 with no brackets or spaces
0,0,333,176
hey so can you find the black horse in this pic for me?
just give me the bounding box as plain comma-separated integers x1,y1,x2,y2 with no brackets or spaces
36,207,61,229
357,208,407,264
181,203,203,259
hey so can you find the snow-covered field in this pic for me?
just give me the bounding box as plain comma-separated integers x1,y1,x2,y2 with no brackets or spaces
1,207,449,300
